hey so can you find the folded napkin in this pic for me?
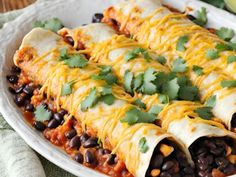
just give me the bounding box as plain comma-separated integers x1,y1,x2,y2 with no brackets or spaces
0,1,76,177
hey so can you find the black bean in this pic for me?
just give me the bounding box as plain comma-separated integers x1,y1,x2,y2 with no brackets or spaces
172,174,181,177
47,119,60,129
83,137,99,148
75,153,84,164
215,157,229,168
80,133,90,144
162,161,175,171
23,85,34,95
107,154,116,165
150,154,163,169
206,155,214,165
85,150,95,164
198,163,208,171
196,147,207,156
6,75,18,84
183,166,194,174
60,120,65,125
33,121,46,131
108,18,118,26
210,147,223,156
231,113,236,128
168,161,180,174
65,129,77,139
14,94,25,106
92,13,104,23
65,36,74,46
103,149,111,154
25,103,34,112
58,109,67,116
53,113,64,123
11,66,21,73
8,87,15,94
223,163,236,175
160,172,171,177
69,136,81,149
15,85,24,94
205,140,217,149
198,171,207,177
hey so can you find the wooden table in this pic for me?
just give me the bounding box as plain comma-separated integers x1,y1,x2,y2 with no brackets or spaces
0,0,36,13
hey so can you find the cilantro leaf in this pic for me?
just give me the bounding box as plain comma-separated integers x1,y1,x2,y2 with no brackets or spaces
101,86,113,95
178,86,199,101
142,68,157,94
92,66,117,85
228,42,236,51
156,56,167,65
221,80,236,88
158,94,169,104
216,27,235,41
215,43,233,52
228,55,236,64
172,58,188,73
100,94,115,105
206,49,219,60
133,99,146,109
133,73,144,91
64,54,88,68
34,104,52,122
192,65,204,76
162,78,180,100
195,107,213,120
81,88,100,111
124,70,134,93
201,0,225,9
124,48,152,62
176,35,189,52
120,107,156,125
61,80,77,96
58,48,69,61
138,137,149,153
33,18,64,32
148,105,163,115
205,95,216,107
193,7,207,27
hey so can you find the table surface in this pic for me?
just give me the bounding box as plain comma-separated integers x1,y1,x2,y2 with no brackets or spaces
0,0,36,13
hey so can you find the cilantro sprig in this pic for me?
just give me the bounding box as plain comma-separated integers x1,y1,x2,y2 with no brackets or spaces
139,137,149,153
192,65,204,76
228,55,236,64
120,107,156,125
91,66,117,85
124,48,152,62
216,27,235,42
61,80,77,96
176,35,189,52
33,18,64,32
195,106,213,120
205,95,216,107
206,49,219,60
221,80,236,88
58,48,88,68
80,88,100,112
34,104,52,122
172,58,188,73
193,7,207,27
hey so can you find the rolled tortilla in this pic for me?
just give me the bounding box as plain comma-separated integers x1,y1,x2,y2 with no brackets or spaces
59,23,236,152
103,0,236,130
13,28,193,177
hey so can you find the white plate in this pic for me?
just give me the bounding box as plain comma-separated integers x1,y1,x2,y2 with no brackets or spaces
0,0,236,177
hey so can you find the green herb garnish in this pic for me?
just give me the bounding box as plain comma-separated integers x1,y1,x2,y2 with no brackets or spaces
124,48,152,62
133,99,146,109
216,27,235,41
195,107,213,120
172,58,188,73
33,18,64,32
148,105,163,115
61,80,77,96
192,65,204,76
205,95,216,107
81,88,100,111
34,104,52,122
221,80,236,88
124,70,134,93
193,7,207,27
120,107,156,125
156,56,167,65
206,49,219,60
64,54,88,68
228,55,236,64
176,35,189,52
138,137,149,153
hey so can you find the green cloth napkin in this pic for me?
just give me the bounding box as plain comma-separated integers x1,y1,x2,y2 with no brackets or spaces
0,2,76,177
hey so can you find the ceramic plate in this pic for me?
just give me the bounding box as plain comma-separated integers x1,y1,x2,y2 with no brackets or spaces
0,0,236,176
